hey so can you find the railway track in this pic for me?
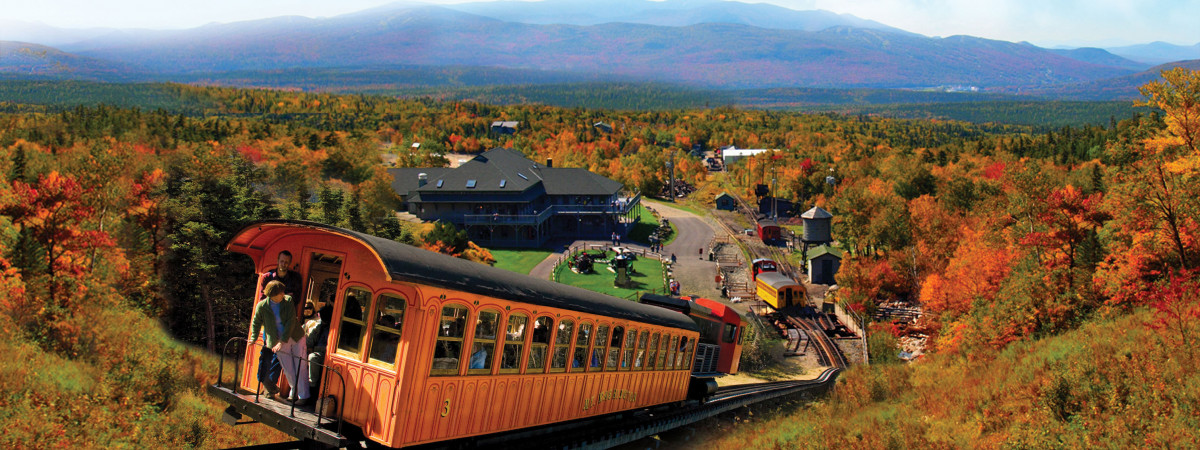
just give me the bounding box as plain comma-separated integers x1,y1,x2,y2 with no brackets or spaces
719,194,849,370
785,316,849,369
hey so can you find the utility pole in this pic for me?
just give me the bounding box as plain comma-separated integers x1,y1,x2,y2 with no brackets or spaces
667,150,676,203
771,166,778,220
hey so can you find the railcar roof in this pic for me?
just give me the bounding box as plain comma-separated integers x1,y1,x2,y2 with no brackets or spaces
639,293,713,318
228,220,697,332
756,272,800,290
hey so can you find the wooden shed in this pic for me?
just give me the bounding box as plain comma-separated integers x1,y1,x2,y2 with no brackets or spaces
715,192,738,211
807,245,843,285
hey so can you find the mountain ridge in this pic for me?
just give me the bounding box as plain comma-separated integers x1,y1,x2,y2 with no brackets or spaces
34,6,1133,90
0,0,1184,97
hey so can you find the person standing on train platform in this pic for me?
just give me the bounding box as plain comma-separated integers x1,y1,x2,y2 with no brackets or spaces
306,304,333,395
250,280,312,405
264,250,302,303
257,250,302,394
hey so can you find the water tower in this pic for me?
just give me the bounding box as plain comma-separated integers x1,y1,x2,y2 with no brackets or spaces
800,206,833,245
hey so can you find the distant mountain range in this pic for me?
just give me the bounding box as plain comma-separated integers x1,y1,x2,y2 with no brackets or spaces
1023,59,1200,101
1106,41,1200,65
1,0,1197,100
440,0,909,33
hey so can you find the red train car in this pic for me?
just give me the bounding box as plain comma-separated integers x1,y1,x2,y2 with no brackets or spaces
757,219,781,242
751,258,777,281
213,220,701,448
639,294,745,376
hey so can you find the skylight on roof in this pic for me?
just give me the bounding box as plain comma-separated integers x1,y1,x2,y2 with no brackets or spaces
500,179,507,188
517,173,528,180
436,179,444,188
466,179,477,188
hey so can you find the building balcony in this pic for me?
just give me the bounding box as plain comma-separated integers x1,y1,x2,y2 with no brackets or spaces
463,194,640,226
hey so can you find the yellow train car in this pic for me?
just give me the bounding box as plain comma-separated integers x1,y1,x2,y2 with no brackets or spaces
755,272,805,309
217,220,700,448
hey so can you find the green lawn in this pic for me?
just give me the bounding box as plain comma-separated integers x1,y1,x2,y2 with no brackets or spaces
627,202,679,246
553,250,667,300
488,248,553,275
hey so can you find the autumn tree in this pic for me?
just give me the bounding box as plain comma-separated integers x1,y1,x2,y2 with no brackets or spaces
1097,68,1200,306
0,171,114,347
920,226,1015,319
1124,67,1200,270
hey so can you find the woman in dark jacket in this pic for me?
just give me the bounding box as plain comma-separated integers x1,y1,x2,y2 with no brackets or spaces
307,304,333,391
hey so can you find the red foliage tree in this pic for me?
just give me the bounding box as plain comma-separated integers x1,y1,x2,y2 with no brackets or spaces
1021,185,1110,291
2,172,114,316
1144,269,1200,363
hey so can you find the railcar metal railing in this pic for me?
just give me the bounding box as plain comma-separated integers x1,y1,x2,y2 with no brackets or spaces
215,337,347,439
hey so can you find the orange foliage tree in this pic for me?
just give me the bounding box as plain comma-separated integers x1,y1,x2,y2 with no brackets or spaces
920,226,1015,319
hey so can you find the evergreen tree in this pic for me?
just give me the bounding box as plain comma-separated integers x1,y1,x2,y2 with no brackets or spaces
161,154,275,351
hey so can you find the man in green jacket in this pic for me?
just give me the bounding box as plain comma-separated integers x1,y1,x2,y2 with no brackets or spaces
250,280,312,405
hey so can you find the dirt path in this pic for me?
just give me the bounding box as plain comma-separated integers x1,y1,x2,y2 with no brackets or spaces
646,202,723,300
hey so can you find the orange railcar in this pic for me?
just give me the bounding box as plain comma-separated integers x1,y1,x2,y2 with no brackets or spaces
221,220,700,448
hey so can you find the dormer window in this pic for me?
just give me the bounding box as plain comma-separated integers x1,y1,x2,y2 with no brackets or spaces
466,180,477,189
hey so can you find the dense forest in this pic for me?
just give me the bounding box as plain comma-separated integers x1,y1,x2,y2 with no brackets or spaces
1,79,1138,126
1,69,1198,446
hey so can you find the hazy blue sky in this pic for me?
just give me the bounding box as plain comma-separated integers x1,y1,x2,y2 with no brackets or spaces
3,0,1197,47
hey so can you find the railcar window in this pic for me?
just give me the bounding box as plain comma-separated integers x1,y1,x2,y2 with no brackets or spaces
738,326,745,345
551,319,574,372
591,325,609,371
528,317,552,372
573,322,592,371
677,337,691,370
666,336,678,370
620,329,636,370
368,294,406,367
335,287,371,358
659,334,671,369
468,309,499,374
432,305,468,376
647,333,659,370
500,313,527,373
723,324,737,344
607,326,624,370
634,331,649,370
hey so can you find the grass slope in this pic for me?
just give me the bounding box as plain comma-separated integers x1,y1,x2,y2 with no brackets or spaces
693,308,1200,448
487,248,552,275
0,303,285,447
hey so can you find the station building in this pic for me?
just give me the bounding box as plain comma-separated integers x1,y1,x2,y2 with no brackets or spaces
389,148,640,247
